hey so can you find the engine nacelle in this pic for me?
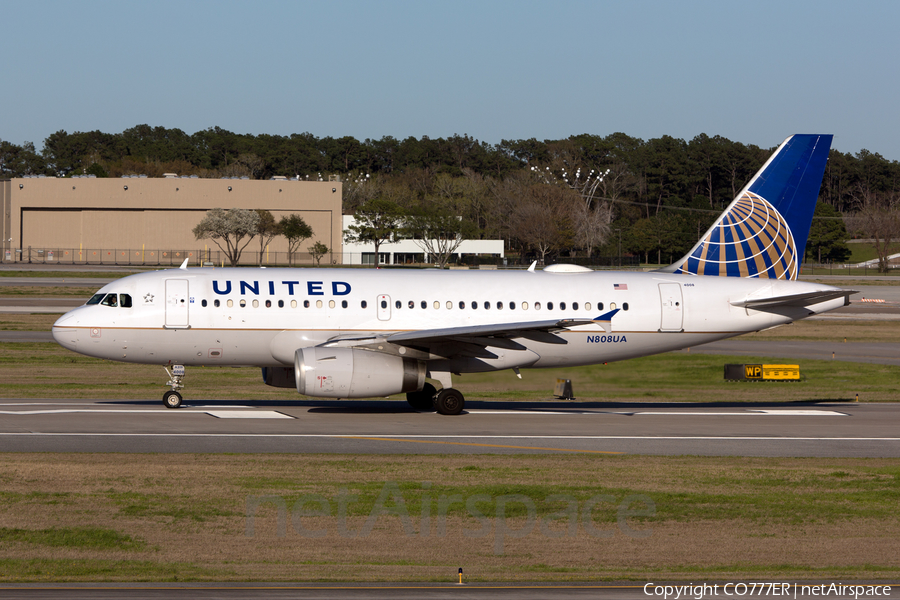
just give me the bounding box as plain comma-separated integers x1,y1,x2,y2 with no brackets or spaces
294,347,425,398
261,367,296,388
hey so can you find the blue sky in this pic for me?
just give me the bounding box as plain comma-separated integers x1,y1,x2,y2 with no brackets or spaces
2,0,898,160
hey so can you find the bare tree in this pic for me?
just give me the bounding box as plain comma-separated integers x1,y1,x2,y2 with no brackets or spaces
846,185,900,273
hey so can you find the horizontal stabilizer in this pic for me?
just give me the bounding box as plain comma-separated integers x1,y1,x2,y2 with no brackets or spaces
731,289,856,310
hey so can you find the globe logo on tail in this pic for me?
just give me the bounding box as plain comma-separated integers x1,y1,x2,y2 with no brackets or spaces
675,192,798,280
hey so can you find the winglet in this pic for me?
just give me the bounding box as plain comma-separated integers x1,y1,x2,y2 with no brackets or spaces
592,308,620,334
179,258,189,270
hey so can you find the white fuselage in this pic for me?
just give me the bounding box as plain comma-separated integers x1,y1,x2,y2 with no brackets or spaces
52,267,846,371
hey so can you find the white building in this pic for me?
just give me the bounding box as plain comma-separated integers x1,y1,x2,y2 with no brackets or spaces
342,215,504,266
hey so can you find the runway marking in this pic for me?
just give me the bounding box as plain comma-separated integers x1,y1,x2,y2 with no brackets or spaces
0,408,290,419
206,410,293,419
339,436,623,454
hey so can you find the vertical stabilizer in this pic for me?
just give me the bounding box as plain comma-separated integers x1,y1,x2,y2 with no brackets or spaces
663,134,832,280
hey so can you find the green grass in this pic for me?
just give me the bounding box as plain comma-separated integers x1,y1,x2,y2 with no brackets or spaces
0,527,144,551
0,558,225,581
2,454,900,582
847,241,900,264
1,340,896,402
0,271,135,278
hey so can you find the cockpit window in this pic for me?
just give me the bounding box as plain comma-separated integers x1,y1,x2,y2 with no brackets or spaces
89,293,132,308
100,294,118,307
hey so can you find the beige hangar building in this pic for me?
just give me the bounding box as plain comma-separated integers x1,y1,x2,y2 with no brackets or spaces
0,175,342,266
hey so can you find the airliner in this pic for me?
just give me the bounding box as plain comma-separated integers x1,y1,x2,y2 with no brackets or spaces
52,134,853,415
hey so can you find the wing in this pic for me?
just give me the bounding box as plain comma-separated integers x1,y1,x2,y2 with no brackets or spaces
320,315,611,360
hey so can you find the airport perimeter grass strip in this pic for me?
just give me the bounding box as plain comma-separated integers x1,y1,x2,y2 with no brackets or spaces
1,338,896,402
0,454,898,582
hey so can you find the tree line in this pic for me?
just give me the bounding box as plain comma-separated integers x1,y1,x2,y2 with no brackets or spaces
2,126,898,270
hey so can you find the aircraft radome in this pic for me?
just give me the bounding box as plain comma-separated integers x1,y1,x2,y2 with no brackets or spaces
52,135,854,415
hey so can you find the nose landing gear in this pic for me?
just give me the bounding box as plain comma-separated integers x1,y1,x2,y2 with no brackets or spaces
163,365,185,409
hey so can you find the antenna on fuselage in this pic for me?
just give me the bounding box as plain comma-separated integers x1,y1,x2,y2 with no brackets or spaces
179,258,189,270
527,261,537,272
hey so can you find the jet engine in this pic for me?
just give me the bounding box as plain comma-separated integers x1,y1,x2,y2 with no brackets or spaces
294,347,425,398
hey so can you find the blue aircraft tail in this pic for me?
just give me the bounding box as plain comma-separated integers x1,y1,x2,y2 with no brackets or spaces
663,134,832,280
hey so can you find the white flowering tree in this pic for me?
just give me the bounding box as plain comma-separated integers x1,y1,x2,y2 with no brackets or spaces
192,208,260,266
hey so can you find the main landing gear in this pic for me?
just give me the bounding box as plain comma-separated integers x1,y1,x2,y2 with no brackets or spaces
163,365,185,409
406,383,465,416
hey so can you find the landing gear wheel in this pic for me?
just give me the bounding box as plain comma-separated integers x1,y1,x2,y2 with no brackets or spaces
434,388,465,416
406,383,437,411
163,390,183,409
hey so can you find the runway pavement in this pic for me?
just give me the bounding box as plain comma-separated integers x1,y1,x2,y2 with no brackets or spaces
0,396,897,457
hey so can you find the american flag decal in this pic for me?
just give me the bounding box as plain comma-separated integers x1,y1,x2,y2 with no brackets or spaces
614,283,628,290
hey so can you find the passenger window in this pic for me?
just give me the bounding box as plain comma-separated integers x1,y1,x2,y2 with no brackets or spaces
201,299,207,308
240,299,247,308
316,300,323,309
265,300,271,308
278,300,284,308
471,301,478,309
86,294,104,305
214,299,221,308
396,300,401,309
598,302,604,311
584,302,591,311
227,299,234,308
120,294,132,308
459,301,465,309
484,301,490,310
362,300,368,309
421,301,427,309
573,302,578,310
381,300,387,309
522,302,528,310
496,301,503,310
252,300,259,308
547,302,553,310
446,301,453,309
291,300,297,308
328,300,335,308
623,302,629,311
434,301,440,309
560,302,566,310
101,294,118,307
408,300,414,309
534,302,541,310
510,302,516,310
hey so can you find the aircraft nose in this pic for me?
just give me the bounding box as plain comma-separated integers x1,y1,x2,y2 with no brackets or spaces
52,312,78,350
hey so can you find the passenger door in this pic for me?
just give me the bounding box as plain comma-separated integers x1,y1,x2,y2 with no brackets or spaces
165,279,190,329
658,283,683,332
